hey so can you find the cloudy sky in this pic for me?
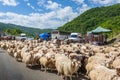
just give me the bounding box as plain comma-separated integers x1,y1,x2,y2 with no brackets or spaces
0,0,120,29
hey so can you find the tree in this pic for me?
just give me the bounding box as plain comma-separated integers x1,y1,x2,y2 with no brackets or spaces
5,28,23,35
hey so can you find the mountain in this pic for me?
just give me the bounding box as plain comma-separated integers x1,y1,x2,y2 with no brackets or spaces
57,3,120,38
0,22,53,36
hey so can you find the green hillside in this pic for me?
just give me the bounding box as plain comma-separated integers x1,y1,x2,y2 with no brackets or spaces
0,22,53,37
57,3,120,37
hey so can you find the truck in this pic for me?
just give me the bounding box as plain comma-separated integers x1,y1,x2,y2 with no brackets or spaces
15,33,27,41
20,33,27,41
68,33,82,42
51,30,70,40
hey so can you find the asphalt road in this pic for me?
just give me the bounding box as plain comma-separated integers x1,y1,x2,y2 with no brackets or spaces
0,49,61,80
0,49,89,80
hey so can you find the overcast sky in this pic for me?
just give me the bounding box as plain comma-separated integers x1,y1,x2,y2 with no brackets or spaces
0,0,120,29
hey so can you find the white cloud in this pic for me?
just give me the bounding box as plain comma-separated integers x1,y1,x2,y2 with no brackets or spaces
71,0,84,4
37,0,46,6
45,0,61,10
117,0,120,3
0,0,19,6
27,3,35,10
77,3,90,14
0,6,78,29
37,0,62,10
90,0,115,5
56,6,78,21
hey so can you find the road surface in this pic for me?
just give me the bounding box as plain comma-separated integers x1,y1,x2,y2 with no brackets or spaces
0,49,89,80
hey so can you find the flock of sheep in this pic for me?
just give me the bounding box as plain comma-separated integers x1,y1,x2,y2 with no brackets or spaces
0,39,120,80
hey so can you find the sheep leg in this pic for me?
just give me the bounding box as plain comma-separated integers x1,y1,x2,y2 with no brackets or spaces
76,72,79,78
70,76,72,80
61,75,64,80
50,69,52,72
64,76,70,80
57,72,60,76
45,66,47,72
63,76,67,80
16,58,18,61
41,65,43,70
86,71,89,75
50,68,53,72
65,76,67,80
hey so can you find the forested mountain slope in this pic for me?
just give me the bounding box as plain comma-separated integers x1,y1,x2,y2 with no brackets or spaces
0,22,53,36
57,3,120,37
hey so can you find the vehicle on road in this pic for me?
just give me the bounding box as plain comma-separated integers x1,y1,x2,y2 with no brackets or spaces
68,33,82,42
51,30,70,40
20,33,27,41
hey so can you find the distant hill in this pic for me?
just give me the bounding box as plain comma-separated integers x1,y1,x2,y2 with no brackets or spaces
0,22,53,36
57,3,120,38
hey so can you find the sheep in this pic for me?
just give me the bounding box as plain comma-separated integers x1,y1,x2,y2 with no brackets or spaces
39,56,51,72
22,52,34,66
14,50,22,61
63,58,81,80
116,66,120,76
7,48,14,57
33,51,44,65
63,59,74,80
87,54,105,63
104,46,117,53
112,76,120,80
69,53,83,76
55,53,82,80
0,39,119,80
89,67,101,80
92,46,104,54
55,54,68,75
96,66,118,80
89,65,118,80
45,51,55,59
47,58,56,71
86,54,111,74
1,43,7,49
112,58,120,69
